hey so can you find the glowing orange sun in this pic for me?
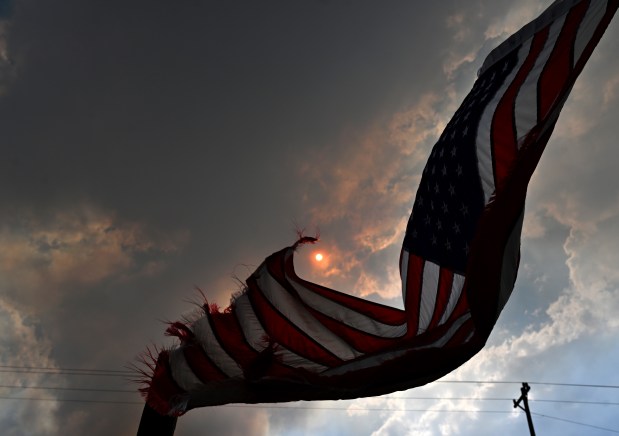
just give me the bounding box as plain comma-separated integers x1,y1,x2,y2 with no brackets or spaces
315,253,324,262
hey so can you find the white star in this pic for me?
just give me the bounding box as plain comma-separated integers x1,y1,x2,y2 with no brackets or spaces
456,165,463,176
453,222,461,234
449,184,456,196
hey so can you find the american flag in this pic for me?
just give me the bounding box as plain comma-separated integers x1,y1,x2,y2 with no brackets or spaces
140,0,618,416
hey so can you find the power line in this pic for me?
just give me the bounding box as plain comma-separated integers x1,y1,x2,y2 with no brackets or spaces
532,399,619,406
0,396,511,414
1,393,618,410
1,385,618,407
532,412,619,434
0,369,132,377
0,365,130,374
0,384,135,393
3,369,619,392
2,365,618,390
2,394,619,433
435,380,619,389
0,396,142,405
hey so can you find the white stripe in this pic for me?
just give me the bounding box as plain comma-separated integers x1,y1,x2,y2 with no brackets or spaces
287,278,407,339
256,269,362,361
320,348,410,377
322,313,473,377
168,347,204,391
417,261,440,335
192,317,243,378
438,273,465,326
476,41,532,204
573,0,608,67
414,312,472,350
286,259,407,340
479,0,586,75
234,293,329,373
286,250,407,338
400,249,410,303
234,293,267,352
514,16,567,143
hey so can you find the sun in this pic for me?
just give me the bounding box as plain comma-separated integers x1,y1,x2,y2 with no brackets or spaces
315,253,323,262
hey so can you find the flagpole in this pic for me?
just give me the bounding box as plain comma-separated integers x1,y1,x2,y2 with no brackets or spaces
136,403,178,436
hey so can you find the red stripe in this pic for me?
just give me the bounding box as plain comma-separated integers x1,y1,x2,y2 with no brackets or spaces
427,268,454,331
306,309,404,354
208,310,296,380
446,281,470,323
246,275,343,368
208,311,258,369
280,250,407,326
572,1,619,73
491,27,549,189
182,341,228,383
165,319,229,383
405,254,424,337
144,351,188,417
444,317,475,348
265,250,405,354
538,1,589,121
170,314,229,383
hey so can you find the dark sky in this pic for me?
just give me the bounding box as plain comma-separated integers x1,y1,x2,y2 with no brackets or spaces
1,1,619,435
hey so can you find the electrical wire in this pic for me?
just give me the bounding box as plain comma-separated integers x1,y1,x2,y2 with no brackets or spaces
435,380,619,389
3,364,619,390
0,365,131,374
2,384,619,406
532,411,619,434
0,384,135,393
3,363,619,433
2,394,619,433
2,390,618,433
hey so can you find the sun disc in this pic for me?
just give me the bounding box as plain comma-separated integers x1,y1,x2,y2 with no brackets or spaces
315,253,323,262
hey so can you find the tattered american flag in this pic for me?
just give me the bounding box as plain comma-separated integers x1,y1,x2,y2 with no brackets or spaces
140,0,618,416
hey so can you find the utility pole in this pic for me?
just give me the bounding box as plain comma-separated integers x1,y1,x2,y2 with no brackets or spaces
513,382,536,436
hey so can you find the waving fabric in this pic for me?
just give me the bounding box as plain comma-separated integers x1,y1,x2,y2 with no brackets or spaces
140,0,618,416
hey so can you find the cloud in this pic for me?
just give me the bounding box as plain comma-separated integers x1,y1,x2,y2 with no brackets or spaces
483,0,547,41
0,299,61,436
0,204,189,309
297,91,457,303
177,406,270,436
